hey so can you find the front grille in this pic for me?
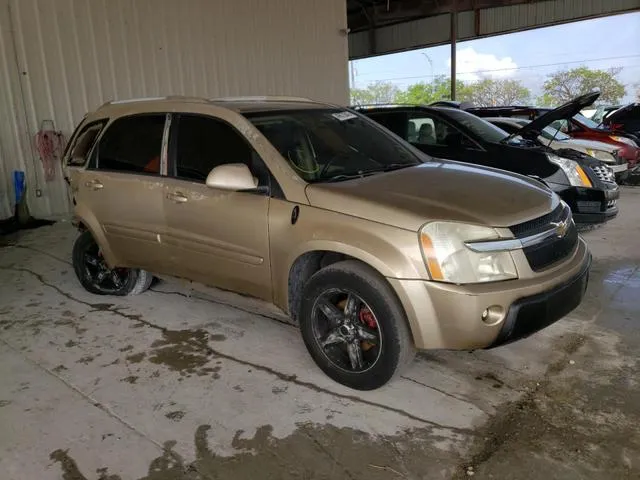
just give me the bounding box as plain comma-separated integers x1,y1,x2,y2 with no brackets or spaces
509,204,564,238
509,204,579,272
522,222,578,271
591,165,614,183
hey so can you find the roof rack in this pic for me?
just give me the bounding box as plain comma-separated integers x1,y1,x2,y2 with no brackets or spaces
351,103,418,109
99,96,210,109
211,95,316,103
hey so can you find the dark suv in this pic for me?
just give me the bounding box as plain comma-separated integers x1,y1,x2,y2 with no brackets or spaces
356,93,619,226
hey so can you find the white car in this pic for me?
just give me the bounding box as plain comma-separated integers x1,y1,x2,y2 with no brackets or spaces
487,117,629,180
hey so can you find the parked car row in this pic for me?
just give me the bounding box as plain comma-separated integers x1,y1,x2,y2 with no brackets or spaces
465,99,640,181
355,92,621,227
63,95,593,391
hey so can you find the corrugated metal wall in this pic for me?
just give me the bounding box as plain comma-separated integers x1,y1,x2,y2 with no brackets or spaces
349,0,640,58
0,0,349,220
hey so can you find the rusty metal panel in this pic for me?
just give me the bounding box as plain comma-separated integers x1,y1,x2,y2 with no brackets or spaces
0,0,348,220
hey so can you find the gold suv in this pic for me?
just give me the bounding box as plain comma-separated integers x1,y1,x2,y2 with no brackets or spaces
63,96,591,390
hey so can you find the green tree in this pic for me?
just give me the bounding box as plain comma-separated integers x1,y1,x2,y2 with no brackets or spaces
350,81,401,105
541,67,626,106
461,78,530,107
395,76,470,104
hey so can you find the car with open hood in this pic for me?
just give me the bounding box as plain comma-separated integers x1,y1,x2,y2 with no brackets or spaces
356,93,619,226
595,103,640,139
485,116,628,182
63,96,591,390
468,95,640,177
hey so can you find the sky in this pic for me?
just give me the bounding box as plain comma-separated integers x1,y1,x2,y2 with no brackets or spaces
350,11,640,102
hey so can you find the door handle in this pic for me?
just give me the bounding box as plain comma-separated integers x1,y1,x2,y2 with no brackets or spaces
166,192,188,203
85,180,104,190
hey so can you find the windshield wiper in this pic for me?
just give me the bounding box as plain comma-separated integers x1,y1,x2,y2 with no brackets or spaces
500,133,518,145
361,163,418,174
317,163,416,183
319,173,369,183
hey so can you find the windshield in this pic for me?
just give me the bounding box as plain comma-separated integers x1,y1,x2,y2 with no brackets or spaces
541,126,571,141
574,113,605,130
507,118,571,141
247,109,424,182
438,108,509,143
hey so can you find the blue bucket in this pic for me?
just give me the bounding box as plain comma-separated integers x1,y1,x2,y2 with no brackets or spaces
13,170,25,206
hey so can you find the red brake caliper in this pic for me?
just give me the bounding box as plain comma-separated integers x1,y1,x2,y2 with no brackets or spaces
359,307,377,329
359,306,377,351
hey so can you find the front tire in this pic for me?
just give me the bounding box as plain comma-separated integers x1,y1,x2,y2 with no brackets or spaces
72,230,153,296
299,260,415,390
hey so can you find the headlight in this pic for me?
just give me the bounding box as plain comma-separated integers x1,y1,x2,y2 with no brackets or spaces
547,153,592,187
610,135,639,147
419,222,518,284
585,149,615,164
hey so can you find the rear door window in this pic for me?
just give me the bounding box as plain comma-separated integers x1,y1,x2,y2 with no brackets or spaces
96,115,166,174
408,114,456,146
366,112,408,139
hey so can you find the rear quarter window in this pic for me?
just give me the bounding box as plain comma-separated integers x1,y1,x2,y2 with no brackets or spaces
65,120,107,166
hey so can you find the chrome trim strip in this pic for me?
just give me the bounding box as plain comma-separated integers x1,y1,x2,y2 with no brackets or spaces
465,238,523,253
160,113,172,176
466,205,573,253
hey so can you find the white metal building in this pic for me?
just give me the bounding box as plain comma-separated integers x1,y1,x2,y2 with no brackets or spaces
0,0,349,221
1,0,638,222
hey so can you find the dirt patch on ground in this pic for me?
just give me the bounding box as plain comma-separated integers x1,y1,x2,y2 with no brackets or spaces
148,329,213,374
126,352,146,364
455,332,640,479
50,422,462,480
165,411,185,422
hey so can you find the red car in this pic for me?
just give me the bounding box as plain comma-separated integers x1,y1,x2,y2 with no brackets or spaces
549,112,640,174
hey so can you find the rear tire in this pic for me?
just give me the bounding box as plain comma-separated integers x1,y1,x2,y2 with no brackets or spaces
298,260,415,390
72,230,152,296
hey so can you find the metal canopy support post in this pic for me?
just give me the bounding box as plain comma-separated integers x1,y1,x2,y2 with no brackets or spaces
450,0,458,100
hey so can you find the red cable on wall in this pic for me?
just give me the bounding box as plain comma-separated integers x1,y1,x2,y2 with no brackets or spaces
35,120,66,182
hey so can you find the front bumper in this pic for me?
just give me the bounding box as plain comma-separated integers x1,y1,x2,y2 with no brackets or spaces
551,183,619,225
610,163,629,174
388,238,591,350
488,253,590,347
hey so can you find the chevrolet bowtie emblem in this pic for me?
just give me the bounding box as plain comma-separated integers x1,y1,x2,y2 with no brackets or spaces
550,219,569,238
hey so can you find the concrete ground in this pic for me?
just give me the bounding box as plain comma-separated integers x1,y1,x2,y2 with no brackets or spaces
1,189,639,480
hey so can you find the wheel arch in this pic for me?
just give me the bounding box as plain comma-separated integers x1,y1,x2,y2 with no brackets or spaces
282,241,399,324
72,206,118,268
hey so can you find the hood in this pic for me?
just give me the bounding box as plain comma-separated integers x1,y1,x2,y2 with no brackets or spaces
556,137,618,153
519,91,600,140
603,103,640,125
305,162,557,232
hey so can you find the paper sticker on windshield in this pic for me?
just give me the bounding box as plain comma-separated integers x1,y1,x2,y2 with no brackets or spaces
332,111,358,121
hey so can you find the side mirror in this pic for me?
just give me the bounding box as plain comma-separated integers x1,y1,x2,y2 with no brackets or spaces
205,164,258,191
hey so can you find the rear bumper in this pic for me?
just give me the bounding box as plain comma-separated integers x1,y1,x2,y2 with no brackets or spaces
488,253,591,347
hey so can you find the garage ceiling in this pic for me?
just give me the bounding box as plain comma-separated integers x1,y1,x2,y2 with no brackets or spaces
347,0,640,58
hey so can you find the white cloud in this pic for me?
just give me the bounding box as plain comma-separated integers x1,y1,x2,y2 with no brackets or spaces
447,47,518,81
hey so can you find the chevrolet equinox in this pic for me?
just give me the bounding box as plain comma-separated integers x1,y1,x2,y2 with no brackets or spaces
63,96,591,390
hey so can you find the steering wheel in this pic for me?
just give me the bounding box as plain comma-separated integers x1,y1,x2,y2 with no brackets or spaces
317,152,353,179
